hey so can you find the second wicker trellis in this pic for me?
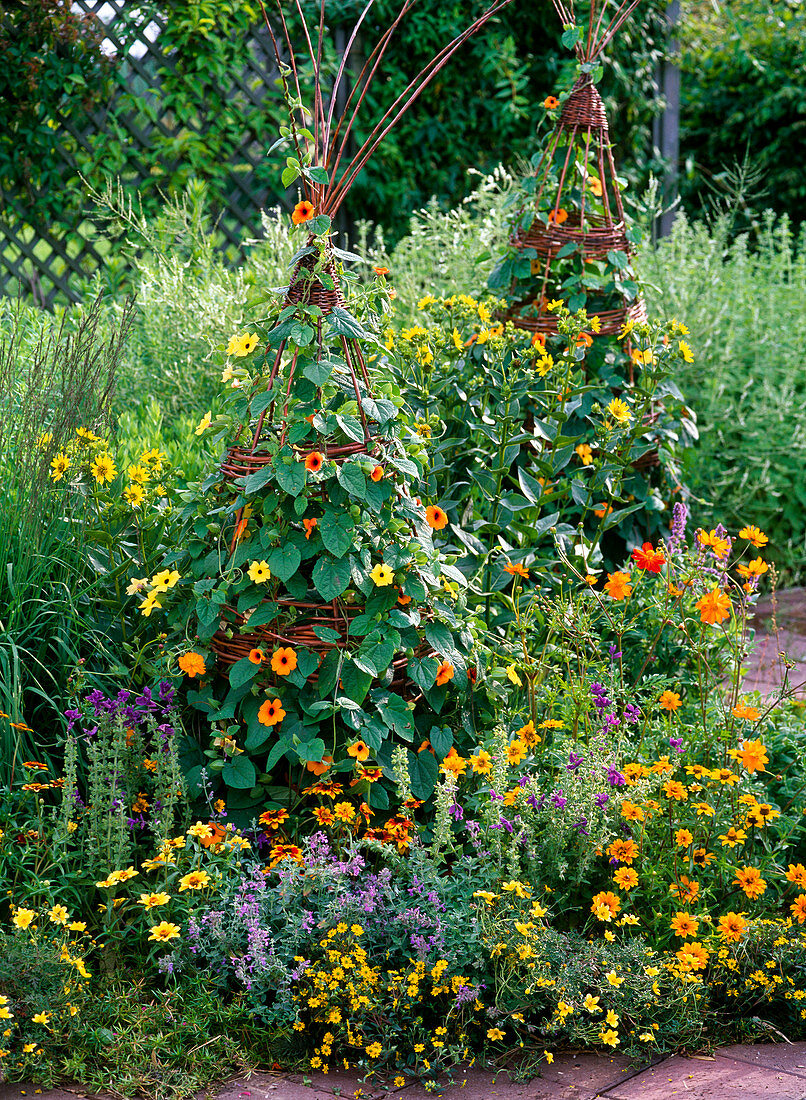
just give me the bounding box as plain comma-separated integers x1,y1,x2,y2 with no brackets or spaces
506,0,648,338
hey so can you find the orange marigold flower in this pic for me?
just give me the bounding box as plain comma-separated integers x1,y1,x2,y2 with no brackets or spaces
620,800,645,821
613,867,638,891
607,839,638,865
718,912,747,942
542,95,560,109
790,895,806,924
786,863,806,888
271,647,298,675
662,779,688,801
734,865,766,899
695,586,731,625
249,648,265,665
631,542,665,573
371,465,384,482
178,652,206,678
604,571,632,600
659,690,682,711
258,698,285,727
670,876,700,903
304,451,324,473
676,940,709,972
292,200,315,225
441,747,467,777
503,561,529,579
670,911,699,937
435,660,455,687
426,504,448,530
303,517,318,539
591,890,621,921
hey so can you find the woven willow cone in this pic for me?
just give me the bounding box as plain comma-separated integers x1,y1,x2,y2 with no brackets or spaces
505,0,647,338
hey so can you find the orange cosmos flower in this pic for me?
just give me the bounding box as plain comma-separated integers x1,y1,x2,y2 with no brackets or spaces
178,652,206,678
373,266,390,276
659,690,682,711
542,95,559,109
696,586,731,625
292,200,315,225
739,525,768,548
258,698,285,726
271,647,298,675
576,332,593,349
735,739,768,774
604,571,632,600
249,648,265,665
503,561,529,579
548,208,568,225
631,542,665,573
426,505,448,530
435,661,455,686
304,451,324,473
303,517,318,539
371,465,384,482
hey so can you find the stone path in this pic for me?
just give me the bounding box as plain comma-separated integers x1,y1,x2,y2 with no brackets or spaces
4,1044,806,1100
746,587,806,698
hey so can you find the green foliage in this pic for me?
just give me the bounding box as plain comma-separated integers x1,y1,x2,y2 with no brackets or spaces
639,210,806,582
0,0,112,210
0,912,91,1085
679,0,806,229
0,297,132,778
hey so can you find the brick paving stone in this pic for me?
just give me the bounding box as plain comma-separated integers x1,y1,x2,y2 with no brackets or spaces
598,1053,806,1100
715,1044,806,1080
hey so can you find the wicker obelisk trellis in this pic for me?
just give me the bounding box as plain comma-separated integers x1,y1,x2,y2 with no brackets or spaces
507,0,648,338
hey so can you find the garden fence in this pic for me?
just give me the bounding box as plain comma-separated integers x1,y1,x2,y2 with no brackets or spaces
0,0,281,310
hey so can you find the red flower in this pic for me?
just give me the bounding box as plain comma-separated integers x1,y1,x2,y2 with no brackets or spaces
631,542,665,573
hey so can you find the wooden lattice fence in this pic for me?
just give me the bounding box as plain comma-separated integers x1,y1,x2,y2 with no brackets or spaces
0,0,281,310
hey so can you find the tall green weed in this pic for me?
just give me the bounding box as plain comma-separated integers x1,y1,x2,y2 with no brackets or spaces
639,211,806,581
